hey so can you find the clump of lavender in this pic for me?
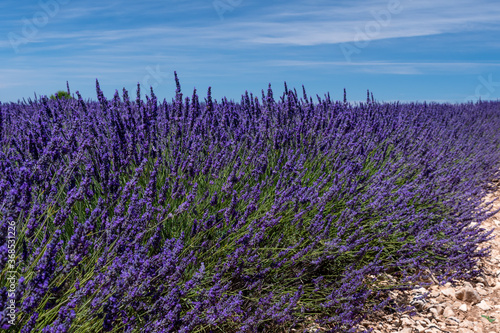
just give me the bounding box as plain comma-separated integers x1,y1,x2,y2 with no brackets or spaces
1,76,499,332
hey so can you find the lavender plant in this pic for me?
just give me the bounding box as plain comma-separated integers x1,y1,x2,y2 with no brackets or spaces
1,74,499,332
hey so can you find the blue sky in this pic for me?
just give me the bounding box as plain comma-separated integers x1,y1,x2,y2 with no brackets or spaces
1,0,500,103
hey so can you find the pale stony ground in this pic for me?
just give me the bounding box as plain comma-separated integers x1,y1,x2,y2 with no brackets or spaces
297,188,500,333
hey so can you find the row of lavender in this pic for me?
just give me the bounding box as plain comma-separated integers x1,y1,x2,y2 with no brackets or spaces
1,75,500,332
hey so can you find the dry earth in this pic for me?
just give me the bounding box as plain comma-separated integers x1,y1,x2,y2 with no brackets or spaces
297,189,500,333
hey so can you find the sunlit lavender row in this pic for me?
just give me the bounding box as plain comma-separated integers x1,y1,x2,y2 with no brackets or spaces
1,74,499,332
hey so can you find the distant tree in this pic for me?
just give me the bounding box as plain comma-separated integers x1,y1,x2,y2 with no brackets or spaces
50,90,73,100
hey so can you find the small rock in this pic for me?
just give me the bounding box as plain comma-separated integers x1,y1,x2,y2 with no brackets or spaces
459,303,468,312
411,298,427,311
458,328,474,333
442,288,455,298
415,287,427,294
476,300,492,311
455,286,481,304
401,317,413,327
443,306,455,318
415,324,426,332
425,328,441,333
477,288,489,296
486,276,496,287
400,328,412,333
473,321,485,332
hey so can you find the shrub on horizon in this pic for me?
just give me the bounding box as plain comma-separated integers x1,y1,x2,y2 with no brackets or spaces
49,90,73,100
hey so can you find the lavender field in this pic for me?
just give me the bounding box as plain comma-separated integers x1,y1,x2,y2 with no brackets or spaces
1,74,500,332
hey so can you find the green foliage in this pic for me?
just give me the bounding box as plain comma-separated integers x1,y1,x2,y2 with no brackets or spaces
481,315,495,323
49,90,73,100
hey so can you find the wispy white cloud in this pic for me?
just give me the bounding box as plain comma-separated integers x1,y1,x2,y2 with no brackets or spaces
3,0,499,54
55,4,119,20
270,60,500,67
235,0,500,46
268,60,500,75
